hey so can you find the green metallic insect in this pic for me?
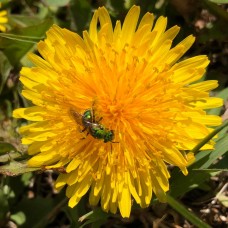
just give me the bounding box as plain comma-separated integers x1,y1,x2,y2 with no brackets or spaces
69,108,115,143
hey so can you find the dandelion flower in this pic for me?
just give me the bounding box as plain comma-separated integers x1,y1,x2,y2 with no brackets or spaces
13,6,223,217
0,3,8,32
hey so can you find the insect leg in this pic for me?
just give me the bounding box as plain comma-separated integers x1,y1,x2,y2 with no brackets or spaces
81,127,87,133
97,117,103,123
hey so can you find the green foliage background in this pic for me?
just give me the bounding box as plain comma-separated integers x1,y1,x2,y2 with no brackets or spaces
0,0,227,227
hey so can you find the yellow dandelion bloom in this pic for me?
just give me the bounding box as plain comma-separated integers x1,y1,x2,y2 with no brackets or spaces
0,3,8,32
13,6,222,217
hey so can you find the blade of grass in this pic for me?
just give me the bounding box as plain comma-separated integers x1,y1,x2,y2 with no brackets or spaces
202,0,228,22
0,33,43,41
170,120,228,197
191,120,228,154
167,194,211,228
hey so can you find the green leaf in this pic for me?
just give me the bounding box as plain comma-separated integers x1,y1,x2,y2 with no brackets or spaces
0,189,9,221
0,161,39,176
0,150,25,163
79,209,109,228
170,121,228,197
70,0,92,34
0,142,17,155
167,195,211,228
106,0,125,12
46,0,70,7
211,153,228,169
217,194,228,207
0,52,13,95
192,123,228,169
208,0,228,3
0,18,53,66
191,120,228,154
21,172,33,186
215,182,228,207
63,195,88,227
12,196,59,228
202,0,228,22
64,206,80,227
170,170,211,197
207,88,228,115
10,211,26,225
195,168,228,172
30,198,68,228
9,15,46,27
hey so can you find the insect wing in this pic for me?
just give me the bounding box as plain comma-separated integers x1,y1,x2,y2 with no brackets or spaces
69,108,83,126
